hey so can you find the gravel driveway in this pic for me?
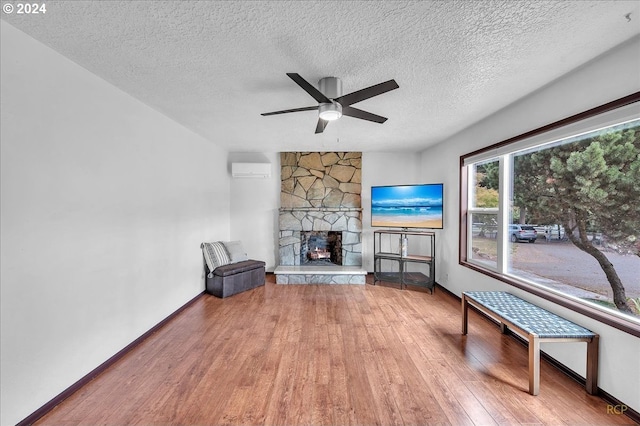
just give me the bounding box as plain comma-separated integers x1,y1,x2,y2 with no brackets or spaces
511,240,640,300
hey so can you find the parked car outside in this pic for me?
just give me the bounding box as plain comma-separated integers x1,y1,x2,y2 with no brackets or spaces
508,224,537,243
533,226,547,239
534,225,567,241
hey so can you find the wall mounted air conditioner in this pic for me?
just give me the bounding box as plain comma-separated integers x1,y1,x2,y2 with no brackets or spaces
231,162,271,178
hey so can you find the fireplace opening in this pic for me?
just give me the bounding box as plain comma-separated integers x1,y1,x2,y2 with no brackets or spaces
300,231,342,266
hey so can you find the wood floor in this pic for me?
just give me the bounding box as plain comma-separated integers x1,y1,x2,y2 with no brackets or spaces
37,275,635,425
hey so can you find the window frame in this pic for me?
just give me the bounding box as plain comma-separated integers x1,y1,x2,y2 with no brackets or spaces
466,158,502,271
459,92,640,338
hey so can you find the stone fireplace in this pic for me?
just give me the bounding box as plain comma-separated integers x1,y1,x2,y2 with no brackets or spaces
275,152,366,284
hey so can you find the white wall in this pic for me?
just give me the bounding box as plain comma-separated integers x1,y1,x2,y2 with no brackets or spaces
419,35,640,411
228,152,281,270
0,22,231,426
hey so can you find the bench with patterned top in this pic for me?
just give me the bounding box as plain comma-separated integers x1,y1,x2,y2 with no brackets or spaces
462,291,599,396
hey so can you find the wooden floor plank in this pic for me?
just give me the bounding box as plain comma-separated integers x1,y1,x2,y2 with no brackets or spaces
33,276,635,426
388,316,467,425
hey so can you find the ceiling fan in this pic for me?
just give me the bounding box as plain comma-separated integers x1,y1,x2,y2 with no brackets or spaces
261,73,399,134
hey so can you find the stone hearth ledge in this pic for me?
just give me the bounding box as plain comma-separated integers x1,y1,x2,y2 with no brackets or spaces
274,265,367,285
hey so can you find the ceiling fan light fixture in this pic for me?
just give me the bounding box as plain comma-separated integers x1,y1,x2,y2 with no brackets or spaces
318,102,342,121
261,74,398,133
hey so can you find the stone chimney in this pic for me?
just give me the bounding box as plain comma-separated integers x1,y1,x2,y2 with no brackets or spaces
278,152,362,266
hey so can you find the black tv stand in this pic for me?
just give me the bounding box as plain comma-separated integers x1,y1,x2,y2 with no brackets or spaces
373,229,435,292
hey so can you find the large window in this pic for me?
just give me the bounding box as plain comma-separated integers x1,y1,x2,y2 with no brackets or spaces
461,94,640,336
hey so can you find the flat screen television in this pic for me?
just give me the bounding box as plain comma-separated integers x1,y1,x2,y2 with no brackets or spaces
371,183,443,229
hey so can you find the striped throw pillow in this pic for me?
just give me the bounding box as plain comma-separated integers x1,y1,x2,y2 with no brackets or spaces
201,241,231,274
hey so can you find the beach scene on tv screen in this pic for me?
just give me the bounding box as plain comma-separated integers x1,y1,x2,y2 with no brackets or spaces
371,185,443,228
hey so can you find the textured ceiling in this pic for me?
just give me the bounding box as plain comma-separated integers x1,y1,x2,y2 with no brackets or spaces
2,1,639,152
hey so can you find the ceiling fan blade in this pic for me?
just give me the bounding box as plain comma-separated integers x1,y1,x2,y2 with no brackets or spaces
287,73,332,104
342,106,388,123
315,118,328,134
335,79,399,107
261,106,319,116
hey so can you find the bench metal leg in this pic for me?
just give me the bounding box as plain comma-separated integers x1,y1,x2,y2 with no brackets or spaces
586,335,599,395
528,333,540,395
500,322,508,334
461,294,468,335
